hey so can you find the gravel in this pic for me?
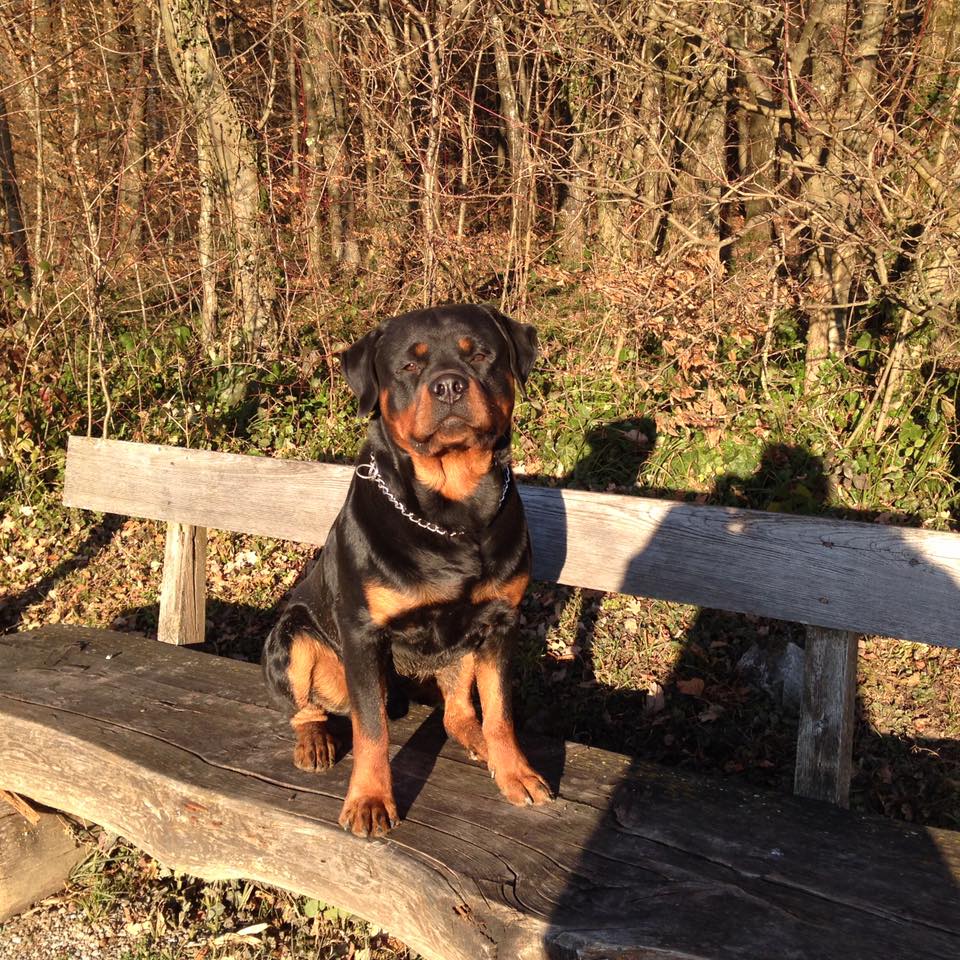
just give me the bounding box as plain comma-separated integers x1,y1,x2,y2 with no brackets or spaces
0,898,143,960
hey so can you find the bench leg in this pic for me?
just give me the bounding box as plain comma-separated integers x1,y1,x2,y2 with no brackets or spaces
158,522,207,646
794,625,858,807
0,806,88,921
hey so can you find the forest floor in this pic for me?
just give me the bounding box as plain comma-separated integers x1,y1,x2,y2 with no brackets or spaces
1,264,959,958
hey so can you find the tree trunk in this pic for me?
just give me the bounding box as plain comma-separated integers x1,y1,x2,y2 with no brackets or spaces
288,30,301,185
800,1,878,389
197,124,219,347
0,92,31,291
116,1,149,253
557,68,590,266
303,2,360,277
491,15,534,301
158,0,276,355
403,3,445,301
729,5,778,265
301,16,326,280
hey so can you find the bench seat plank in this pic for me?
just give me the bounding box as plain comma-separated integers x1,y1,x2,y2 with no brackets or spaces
63,437,960,646
1,626,957,960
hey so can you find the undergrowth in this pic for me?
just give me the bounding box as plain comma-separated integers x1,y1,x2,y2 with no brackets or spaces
4,259,958,527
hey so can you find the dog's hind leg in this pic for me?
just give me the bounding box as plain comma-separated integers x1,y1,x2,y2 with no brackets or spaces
263,620,350,772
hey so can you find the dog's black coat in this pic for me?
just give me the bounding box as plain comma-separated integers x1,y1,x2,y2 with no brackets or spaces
261,304,546,836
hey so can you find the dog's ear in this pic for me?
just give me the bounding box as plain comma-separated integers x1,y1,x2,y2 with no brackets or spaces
485,307,538,390
340,327,382,416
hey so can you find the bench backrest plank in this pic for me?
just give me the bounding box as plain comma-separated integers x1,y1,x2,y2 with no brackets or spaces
64,436,960,647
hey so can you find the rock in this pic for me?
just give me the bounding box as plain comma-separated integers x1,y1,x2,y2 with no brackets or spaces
737,638,805,714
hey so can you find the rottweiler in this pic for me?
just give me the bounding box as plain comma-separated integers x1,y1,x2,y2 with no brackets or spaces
262,303,552,838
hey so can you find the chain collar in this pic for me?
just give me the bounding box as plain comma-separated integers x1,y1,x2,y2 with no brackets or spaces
355,454,511,538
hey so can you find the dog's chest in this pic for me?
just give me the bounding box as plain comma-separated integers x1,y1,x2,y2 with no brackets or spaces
386,587,520,676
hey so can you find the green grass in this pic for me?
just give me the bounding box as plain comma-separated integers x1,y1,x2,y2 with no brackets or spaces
62,836,416,959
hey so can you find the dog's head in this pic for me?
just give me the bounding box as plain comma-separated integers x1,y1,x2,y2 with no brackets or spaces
341,304,537,457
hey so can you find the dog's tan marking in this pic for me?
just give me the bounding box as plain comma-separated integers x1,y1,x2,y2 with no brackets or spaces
379,372,514,501
288,631,349,712
363,580,461,626
413,446,494,502
436,653,487,760
339,690,397,837
471,571,529,607
476,655,553,806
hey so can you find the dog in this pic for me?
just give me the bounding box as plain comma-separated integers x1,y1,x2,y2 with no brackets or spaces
262,303,552,838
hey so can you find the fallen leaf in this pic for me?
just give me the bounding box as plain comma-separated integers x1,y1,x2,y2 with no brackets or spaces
643,681,665,715
676,677,705,697
699,704,724,723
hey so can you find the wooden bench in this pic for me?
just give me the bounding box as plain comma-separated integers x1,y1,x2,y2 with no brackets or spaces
1,435,959,958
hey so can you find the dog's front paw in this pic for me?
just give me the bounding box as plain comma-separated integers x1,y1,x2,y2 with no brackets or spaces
490,761,554,806
338,792,399,838
293,722,338,771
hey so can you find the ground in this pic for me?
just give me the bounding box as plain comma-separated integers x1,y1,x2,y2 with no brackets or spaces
0,826,416,960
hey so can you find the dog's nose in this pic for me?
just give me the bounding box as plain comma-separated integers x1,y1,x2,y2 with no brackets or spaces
430,372,468,404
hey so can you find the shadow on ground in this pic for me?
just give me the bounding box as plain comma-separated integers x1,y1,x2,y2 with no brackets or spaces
0,514,124,634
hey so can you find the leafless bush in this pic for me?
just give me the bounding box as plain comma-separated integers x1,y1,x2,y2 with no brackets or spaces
0,1,956,419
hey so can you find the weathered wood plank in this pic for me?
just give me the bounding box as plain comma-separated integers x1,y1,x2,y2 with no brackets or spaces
157,522,207,646
794,626,860,807
63,436,352,544
1,626,959,960
0,789,40,824
63,436,960,646
0,808,88,921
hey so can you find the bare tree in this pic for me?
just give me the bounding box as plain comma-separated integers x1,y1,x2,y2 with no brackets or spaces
0,0,954,422
159,0,276,354
0,91,31,292
303,1,360,277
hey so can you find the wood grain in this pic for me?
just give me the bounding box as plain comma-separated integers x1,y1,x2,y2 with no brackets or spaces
63,436,352,543
0,789,40,824
794,626,859,807
64,436,960,646
158,522,207,646
1,626,959,960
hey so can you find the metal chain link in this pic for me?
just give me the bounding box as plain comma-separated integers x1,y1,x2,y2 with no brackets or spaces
355,454,511,538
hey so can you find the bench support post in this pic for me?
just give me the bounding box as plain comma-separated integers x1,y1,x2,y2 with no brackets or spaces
0,805,88,921
158,522,207,646
794,625,858,807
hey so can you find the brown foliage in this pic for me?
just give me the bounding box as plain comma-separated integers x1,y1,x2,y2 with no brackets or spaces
0,1,956,382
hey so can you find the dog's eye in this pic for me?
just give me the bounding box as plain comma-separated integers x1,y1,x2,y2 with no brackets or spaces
470,353,488,365
402,362,420,373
